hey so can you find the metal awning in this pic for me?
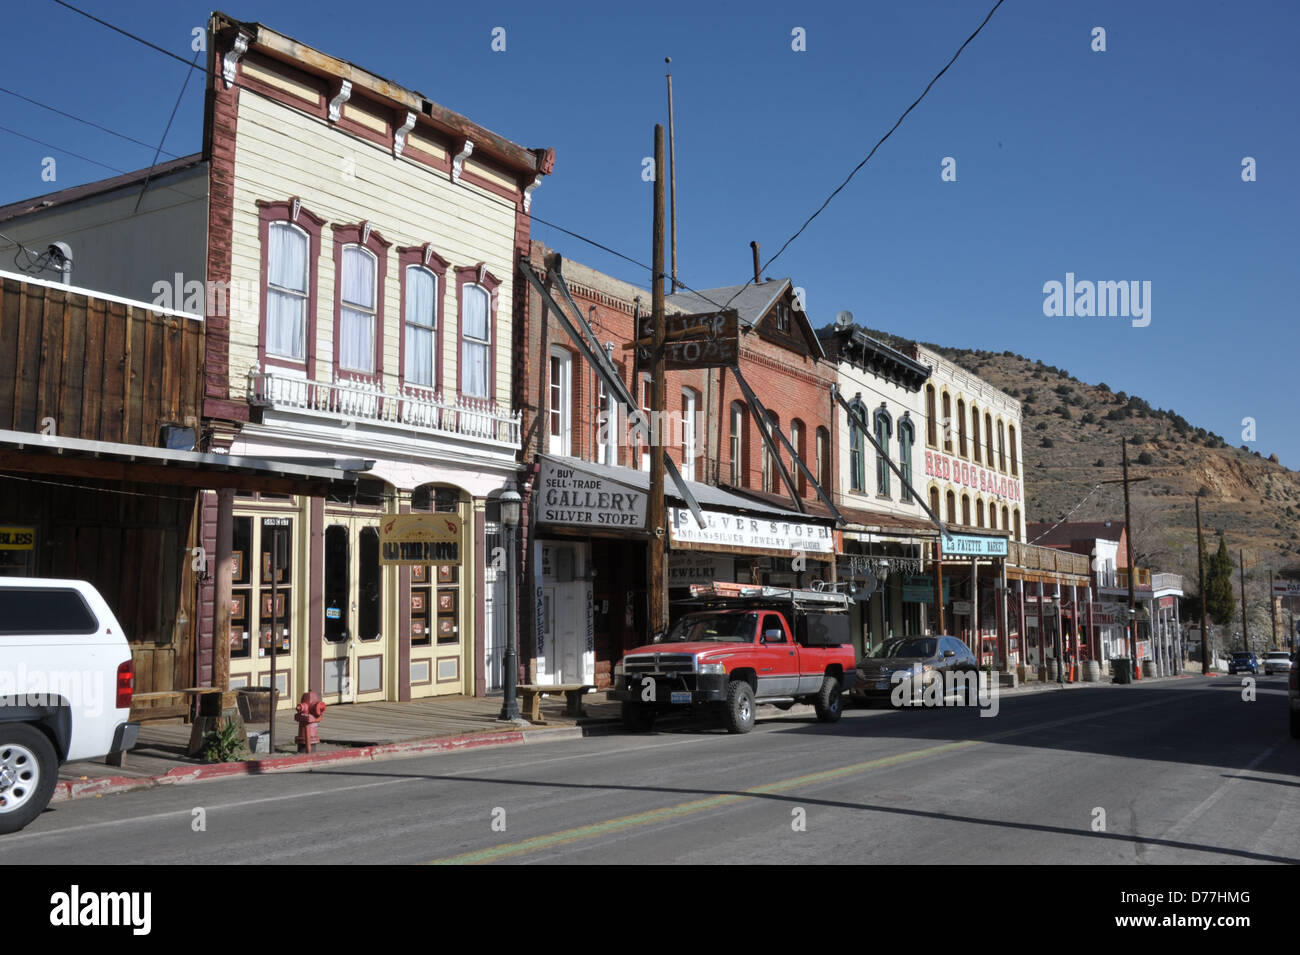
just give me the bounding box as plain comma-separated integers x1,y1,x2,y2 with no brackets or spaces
0,429,372,496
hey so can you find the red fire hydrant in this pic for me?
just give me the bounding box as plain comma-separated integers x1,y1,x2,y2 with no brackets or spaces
294,691,326,753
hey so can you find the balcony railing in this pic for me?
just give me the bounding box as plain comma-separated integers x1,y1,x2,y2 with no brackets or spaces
1151,572,1183,593
248,370,521,448
1008,540,1090,576
1116,568,1152,590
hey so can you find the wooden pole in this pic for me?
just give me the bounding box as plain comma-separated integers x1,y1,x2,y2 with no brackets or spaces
1196,496,1209,676
648,124,667,636
1122,437,1137,664
1239,549,1248,652
666,59,679,293
1269,570,1278,648
933,540,945,634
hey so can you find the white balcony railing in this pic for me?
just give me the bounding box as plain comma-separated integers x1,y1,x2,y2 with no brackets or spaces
1151,573,1184,593
248,370,521,447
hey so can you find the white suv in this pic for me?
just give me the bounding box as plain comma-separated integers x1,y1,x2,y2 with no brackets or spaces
0,579,138,833
1264,651,1293,675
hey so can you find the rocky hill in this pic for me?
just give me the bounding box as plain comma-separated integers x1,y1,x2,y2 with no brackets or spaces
855,328,1300,602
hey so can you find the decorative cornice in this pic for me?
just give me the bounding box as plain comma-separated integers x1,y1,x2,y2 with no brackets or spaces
328,79,352,123
523,174,542,212
452,139,475,182
394,111,416,158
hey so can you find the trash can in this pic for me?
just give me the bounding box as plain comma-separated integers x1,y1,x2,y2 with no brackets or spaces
1140,660,1156,679
236,686,279,722
1112,658,1133,684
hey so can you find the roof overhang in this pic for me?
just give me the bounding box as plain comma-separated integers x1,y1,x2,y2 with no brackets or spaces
0,429,371,497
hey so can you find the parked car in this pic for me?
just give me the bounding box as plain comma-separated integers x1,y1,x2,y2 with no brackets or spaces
855,635,978,706
0,579,138,834
1227,651,1259,675
611,585,855,734
1264,651,1293,675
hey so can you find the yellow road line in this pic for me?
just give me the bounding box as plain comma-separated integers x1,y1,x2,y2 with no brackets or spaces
428,738,980,865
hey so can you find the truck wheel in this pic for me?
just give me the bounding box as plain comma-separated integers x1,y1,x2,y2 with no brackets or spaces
621,702,655,733
0,724,57,835
814,675,843,723
724,680,756,734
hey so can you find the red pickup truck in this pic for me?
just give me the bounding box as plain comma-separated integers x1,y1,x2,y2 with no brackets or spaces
610,586,856,734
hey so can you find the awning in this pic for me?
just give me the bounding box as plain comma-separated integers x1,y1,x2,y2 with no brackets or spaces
0,428,372,496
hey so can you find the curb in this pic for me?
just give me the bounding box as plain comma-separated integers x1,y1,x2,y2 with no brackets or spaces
52,721,610,804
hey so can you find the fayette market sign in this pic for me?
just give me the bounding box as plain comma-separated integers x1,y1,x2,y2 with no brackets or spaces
537,459,647,530
941,533,1009,557
668,507,834,554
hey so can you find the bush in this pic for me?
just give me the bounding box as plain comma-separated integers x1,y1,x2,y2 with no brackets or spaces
1081,412,1097,425
1094,458,1105,467
1040,437,1055,448
1137,451,1154,465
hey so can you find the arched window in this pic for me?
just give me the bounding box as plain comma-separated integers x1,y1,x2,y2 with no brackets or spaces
816,426,830,492
849,399,867,493
1002,505,1010,530
925,386,937,448
897,416,915,503
929,486,940,519
961,493,971,526
790,418,805,496
1009,424,1019,476
266,221,309,361
338,245,378,373
873,406,892,498
941,392,953,452
461,283,492,398
957,398,967,457
971,404,981,464
730,402,747,486
403,265,438,387
976,499,985,527
1014,508,1021,541
997,421,1007,472
946,490,956,524
989,504,998,530
763,411,781,493
985,412,994,463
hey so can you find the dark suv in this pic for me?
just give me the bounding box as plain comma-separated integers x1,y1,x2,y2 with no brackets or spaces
1228,651,1259,675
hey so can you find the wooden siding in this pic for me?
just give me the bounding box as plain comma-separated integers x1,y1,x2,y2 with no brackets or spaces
0,275,205,444
227,89,518,410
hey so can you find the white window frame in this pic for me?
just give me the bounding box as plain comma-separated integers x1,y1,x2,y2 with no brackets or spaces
549,347,573,456
680,388,698,481
266,221,308,362
339,243,377,374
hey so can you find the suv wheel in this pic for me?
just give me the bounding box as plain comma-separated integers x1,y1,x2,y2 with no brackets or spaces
724,680,756,734
814,675,843,723
621,702,656,733
0,724,57,835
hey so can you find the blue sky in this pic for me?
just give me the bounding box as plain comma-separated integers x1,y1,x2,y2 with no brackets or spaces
2,0,1297,466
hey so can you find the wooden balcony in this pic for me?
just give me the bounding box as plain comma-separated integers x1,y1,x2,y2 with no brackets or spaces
1008,539,1090,577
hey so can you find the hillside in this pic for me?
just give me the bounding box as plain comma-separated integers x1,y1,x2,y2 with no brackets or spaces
856,327,1300,602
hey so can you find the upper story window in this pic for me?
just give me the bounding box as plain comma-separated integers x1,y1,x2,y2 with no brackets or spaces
681,388,699,481
597,369,619,466
873,406,892,499
267,223,309,361
1009,425,1019,476
897,416,915,503
549,347,573,456
763,411,781,493
971,404,981,464
961,494,971,526
849,399,867,493
773,301,791,334
638,373,653,471
929,486,940,519
258,198,324,376
730,401,747,486
945,490,956,525
816,426,830,492
984,412,994,464
403,265,438,387
941,392,953,452
399,245,448,392
339,245,377,374
976,499,985,527
957,399,967,457
790,418,805,496
456,264,501,402
997,421,1007,472
925,385,937,448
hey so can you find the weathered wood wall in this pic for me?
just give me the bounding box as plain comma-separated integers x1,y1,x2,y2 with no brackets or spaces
0,274,205,443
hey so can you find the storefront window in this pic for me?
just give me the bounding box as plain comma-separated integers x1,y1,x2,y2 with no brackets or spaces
411,485,461,647
230,516,253,659
258,516,292,655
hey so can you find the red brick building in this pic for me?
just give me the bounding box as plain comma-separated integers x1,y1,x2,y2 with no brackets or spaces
514,243,840,687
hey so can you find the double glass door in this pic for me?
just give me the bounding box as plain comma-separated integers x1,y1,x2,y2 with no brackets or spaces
323,517,386,704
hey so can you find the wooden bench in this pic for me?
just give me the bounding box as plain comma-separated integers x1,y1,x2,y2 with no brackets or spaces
516,684,595,723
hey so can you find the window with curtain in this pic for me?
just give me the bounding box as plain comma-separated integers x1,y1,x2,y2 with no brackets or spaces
681,388,698,481
874,408,892,498
404,265,437,387
898,418,914,502
267,222,308,360
849,401,866,493
461,284,491,398
339,245,376,373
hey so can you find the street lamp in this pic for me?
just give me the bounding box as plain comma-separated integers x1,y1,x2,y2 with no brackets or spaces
498,489,523,722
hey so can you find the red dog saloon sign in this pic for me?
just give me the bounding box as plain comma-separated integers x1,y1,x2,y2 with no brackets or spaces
923,451,1022,503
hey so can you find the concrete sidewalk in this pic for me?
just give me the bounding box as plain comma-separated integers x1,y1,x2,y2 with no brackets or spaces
55,691,624,803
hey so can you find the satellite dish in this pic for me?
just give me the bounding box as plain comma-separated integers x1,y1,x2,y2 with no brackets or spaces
835,310,854,329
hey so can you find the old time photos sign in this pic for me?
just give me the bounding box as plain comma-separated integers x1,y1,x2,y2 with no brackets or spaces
379,514,462,565
538,458,647,530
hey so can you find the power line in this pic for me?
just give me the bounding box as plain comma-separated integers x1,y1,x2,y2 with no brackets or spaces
0,85,182,159
48,0,204,73
134,49,202,213
0,123,128,174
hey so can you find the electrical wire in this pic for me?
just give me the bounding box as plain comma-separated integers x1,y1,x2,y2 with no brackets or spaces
1027,483,1105,545
47,0,205,73
0,123,128,174
0,85,182,158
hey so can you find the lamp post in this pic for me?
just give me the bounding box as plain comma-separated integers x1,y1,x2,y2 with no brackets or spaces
498,489,522,722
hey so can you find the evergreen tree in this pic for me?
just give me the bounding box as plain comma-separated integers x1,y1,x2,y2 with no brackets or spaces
1205,533,1236,626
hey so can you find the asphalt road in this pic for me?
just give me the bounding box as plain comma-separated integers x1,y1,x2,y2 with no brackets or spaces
4,675,1296,865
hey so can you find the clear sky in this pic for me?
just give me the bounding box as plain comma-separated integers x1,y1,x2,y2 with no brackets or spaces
2,0,1296,465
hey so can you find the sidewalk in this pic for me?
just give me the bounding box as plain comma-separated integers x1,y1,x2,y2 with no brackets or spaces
55,692,624,804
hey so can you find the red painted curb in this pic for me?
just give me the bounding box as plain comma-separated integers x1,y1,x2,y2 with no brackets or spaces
52,728,539,804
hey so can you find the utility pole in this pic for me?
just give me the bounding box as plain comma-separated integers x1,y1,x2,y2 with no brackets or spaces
1269,570,1278,649
1099,439,1149,671
1239,549,1248,652
665,59,679,293
648,123,667,636
1196,496,1209,677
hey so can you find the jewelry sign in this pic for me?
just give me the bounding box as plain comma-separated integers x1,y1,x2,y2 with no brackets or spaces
668,506,834,554
380,514,462,566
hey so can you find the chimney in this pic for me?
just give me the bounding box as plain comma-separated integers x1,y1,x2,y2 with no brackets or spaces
749,241,761,284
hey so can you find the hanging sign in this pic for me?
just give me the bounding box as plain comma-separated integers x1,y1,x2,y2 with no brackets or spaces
667,507,833,554
940,533,1008,557
538,458,647,529
0,527,35,550
379,514,462,566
